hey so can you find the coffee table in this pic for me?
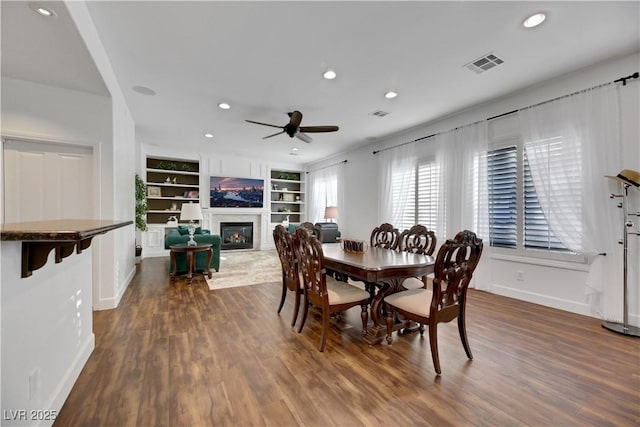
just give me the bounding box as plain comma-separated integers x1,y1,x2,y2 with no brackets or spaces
169,242,213,284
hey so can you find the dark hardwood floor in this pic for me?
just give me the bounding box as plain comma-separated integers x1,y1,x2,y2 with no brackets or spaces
55,257,640,426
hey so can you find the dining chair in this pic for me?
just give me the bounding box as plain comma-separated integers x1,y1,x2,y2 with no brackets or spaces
369,223,400,250
299,221,323,242
384,230,483,374
398,224,437,290
293,226,370,352
273,224,303,328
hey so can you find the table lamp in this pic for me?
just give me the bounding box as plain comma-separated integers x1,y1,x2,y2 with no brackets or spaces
180,202,203,246
324,206,339,223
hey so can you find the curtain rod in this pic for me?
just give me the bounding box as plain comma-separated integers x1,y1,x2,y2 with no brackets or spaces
373,70,638,155
306,159,347,174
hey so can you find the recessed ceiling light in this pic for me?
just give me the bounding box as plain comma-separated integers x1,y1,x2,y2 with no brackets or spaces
132,86,156,96
385,91,398,99
204,133,214,139
32,4,56,17
323,70,337,80
218,102,231,110
523,12,546,28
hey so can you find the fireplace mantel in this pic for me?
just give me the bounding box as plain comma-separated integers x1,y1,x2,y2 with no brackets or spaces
202,209,268,250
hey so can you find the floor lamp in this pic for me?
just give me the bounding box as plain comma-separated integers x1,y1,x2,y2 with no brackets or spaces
604,169,640,337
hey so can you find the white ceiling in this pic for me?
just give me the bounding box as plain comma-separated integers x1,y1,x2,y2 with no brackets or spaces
2,1,639,164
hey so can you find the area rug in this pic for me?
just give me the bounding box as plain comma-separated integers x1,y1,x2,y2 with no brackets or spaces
206,249,281,290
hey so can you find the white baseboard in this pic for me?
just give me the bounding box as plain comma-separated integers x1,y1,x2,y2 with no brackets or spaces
41,333,95,427
490,284,593,317
93,265,136,311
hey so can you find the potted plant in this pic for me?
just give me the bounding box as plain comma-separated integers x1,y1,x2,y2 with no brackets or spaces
135,173,148,260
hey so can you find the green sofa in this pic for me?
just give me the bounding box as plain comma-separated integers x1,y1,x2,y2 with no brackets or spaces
165,226,221,273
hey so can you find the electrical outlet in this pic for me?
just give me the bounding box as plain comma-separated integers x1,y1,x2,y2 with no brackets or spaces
516,271,524,281
29,368,40,400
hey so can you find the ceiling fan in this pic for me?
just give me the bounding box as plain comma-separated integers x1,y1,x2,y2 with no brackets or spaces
245,110,339,143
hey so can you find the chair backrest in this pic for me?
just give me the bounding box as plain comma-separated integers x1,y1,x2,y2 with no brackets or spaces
273,224,299,292
431,230,483,321
398,224,437,255
299,221,323,242
370,223,400,250
292,226,328,306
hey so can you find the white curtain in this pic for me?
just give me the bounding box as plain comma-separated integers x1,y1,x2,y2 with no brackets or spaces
519,84,623,320
378,142,416,225
308,163,344,223
434,121,491,290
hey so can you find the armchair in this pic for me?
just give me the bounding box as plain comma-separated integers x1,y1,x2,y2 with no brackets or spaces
165,226,221,273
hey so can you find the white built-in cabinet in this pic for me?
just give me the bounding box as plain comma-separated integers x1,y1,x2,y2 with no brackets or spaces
270,169,305,225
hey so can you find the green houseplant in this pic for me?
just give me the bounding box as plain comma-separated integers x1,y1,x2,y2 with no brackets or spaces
135,174,148,258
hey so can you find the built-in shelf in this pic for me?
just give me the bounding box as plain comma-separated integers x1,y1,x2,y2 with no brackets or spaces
146,156,200,225
270,169,305,224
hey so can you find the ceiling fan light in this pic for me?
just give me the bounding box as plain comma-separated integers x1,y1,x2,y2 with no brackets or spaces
523,12,546,28
323,70,337,80
385,91,398,99
218,102,231,110
204,133,214,138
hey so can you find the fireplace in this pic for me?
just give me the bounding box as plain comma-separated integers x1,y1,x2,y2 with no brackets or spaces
220,222,253,250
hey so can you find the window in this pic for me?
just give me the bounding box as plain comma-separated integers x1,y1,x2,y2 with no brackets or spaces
487,144,569,253
393,160,440,232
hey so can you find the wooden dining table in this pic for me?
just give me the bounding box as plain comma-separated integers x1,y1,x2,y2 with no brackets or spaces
322,243,435,345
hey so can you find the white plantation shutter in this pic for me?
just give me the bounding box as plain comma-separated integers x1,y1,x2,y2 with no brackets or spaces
392,167,416,231
523,147,568,251
487,146,517,248
416,161,440,231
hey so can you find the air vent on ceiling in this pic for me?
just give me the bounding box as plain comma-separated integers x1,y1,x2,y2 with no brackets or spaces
465,52,504,74
371,110,390,117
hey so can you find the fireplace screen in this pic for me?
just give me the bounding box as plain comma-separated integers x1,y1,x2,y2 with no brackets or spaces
220,222,253,250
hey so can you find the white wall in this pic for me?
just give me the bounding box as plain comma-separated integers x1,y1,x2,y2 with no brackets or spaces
1,243,94,427
307,52,640,324
66,0,137,310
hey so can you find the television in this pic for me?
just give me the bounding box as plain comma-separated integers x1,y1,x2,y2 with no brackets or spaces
209,176,264,208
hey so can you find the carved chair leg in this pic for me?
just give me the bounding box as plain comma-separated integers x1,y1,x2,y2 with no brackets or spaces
319,308,330,352
277,279,287,314
360,303,368,336
458,310,473,360
385,305,394,345
297,295,310,333
429,323,441,375
291,289,301,327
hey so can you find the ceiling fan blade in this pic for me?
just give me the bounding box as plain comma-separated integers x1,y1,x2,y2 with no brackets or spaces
263,130,285,139
295,132,313,143
299,125,339,133
245,119,283,129
288,110,303,129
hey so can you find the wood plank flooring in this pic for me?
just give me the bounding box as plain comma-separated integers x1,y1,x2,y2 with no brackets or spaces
55,257,640,426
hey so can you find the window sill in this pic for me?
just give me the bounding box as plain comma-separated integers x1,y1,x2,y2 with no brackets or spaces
492,252,590,272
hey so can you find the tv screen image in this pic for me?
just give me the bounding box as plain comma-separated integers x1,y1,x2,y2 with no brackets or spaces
210,176,264,208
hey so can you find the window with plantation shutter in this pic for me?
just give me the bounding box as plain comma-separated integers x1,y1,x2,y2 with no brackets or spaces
392,160,440,232
487,144,569,253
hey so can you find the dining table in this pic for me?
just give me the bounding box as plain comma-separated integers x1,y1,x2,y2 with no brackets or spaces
322,243,435,345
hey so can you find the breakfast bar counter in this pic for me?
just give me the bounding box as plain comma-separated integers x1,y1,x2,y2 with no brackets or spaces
1,219,132,278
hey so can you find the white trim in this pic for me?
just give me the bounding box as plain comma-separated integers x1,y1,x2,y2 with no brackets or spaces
491,284,593,317
43,333,95,427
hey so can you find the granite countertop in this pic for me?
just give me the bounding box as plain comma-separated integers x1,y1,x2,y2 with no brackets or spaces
1,219,133,241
